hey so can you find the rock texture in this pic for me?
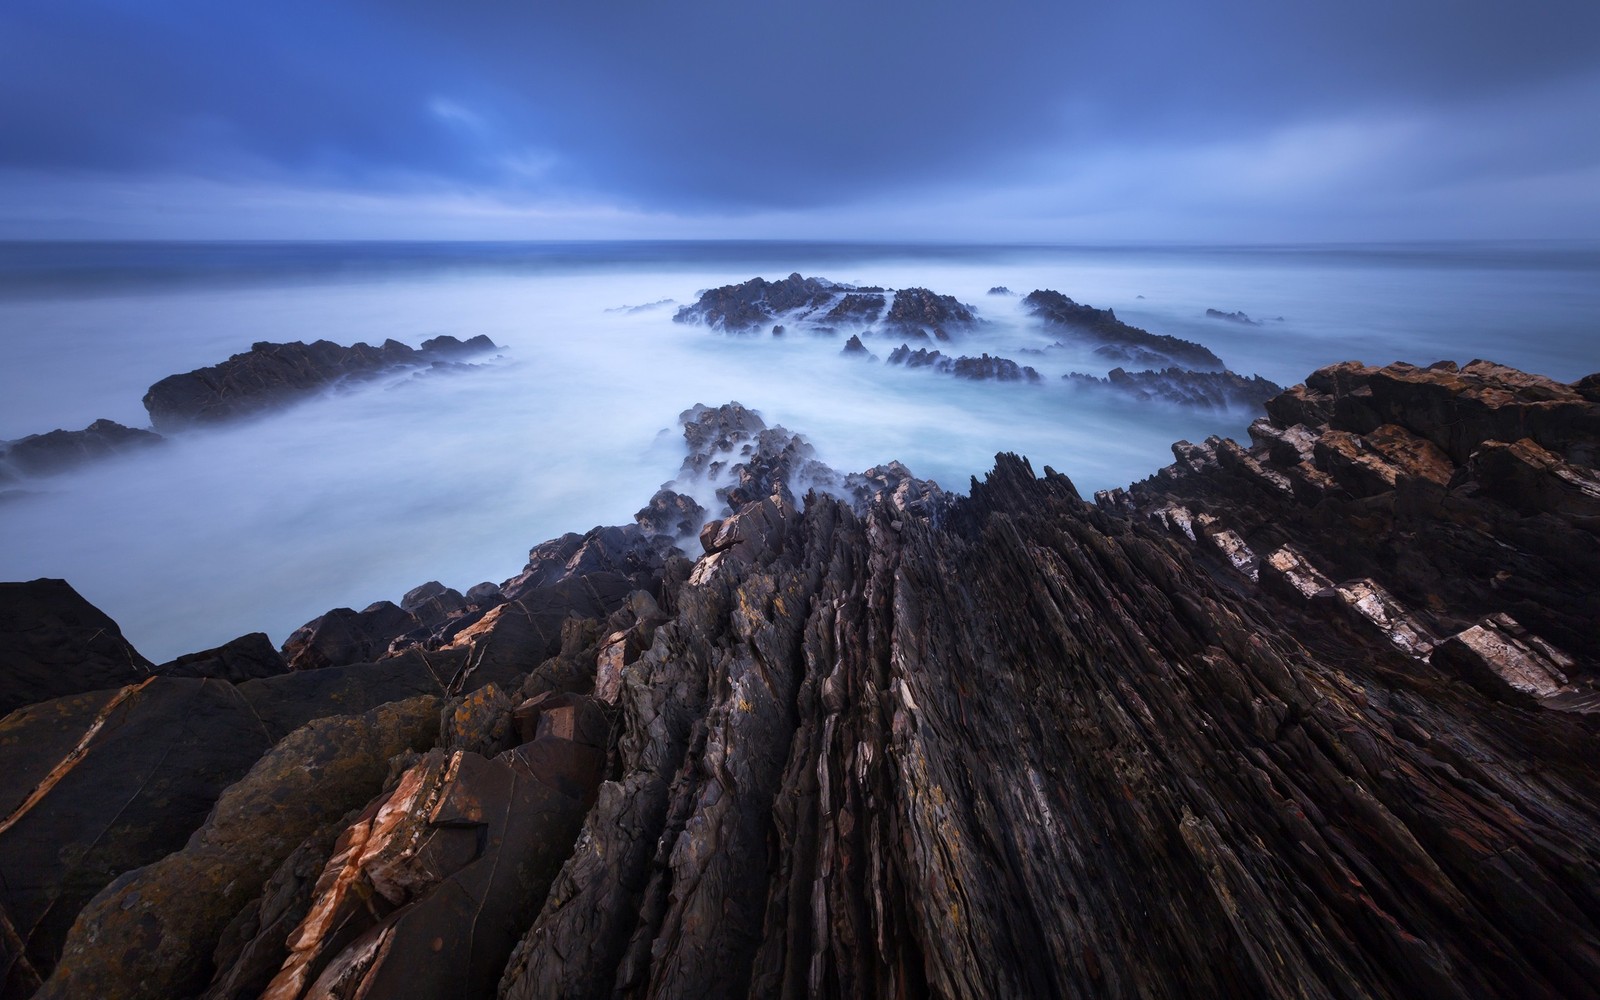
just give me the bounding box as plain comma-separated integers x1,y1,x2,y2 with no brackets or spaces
1066,366,1285,408
0,420,162,481
1026,288,1225,369
142,335,498,429
5,357,1600,1000
887,344,1043,382
672,274,836,331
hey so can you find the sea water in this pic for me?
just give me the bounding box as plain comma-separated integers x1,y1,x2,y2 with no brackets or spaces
1,240,1595,660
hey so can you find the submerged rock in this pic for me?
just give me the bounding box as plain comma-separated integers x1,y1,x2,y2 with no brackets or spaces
1065,366,1285,408
1205,307,1262,325
886,343,1042,382
1025,288,1225,369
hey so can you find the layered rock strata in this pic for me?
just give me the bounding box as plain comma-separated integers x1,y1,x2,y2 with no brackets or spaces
2,358,1598,1000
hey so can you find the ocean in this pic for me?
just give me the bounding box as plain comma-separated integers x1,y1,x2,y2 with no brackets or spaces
1,240,1596,661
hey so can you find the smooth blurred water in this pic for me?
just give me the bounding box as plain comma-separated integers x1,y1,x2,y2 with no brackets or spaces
1,240,1595,660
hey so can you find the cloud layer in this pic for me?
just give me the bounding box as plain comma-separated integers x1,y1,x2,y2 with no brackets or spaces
3,0,1597,239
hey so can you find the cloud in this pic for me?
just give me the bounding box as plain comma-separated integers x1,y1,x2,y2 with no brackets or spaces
1,0,1597,238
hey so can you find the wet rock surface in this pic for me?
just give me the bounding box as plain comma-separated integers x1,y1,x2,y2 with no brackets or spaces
142,335,499,429
672,273,837,331
4,357,1600,999
887,344,1042,382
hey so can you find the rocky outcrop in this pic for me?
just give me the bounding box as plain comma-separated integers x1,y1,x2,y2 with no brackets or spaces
157,632,287,683
839,333,875,360
0,579,153,716
0,420,162,481
37,697,441,1000
672,274,836,331
1206,307,1262,325
141,335,498,429
1066,366,1285,408
823,293,885,327
882,287,976,341
7,357,1600,1000
1025,288,1225,369
886,344,1042,382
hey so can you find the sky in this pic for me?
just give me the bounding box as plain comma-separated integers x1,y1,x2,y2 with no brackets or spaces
1,0,1597,242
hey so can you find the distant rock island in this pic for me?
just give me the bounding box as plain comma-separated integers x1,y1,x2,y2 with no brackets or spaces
4,356,1600,998
675,273,1281,408
0,334,500,491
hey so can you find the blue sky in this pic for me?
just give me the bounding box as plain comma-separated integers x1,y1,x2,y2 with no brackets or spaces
2,0,1597,240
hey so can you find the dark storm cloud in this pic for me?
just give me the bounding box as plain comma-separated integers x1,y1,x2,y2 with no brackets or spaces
1,0,1597,231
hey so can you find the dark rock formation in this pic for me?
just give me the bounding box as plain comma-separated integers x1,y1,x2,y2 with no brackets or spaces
1065,366,1286,408
0,578,152,717
839,334,877,361
882,287,977,341
0,420,162,480
672,274,835,331
37,697,441,1000
157,632,287,683
142,335,499,429
280,601,419,672
987,285,1013,295
1105,358,1600,686
886,343,1042,382
1025,288,1225,369
7,358,1600,1000
1206,308,1262,325
823,293,885,326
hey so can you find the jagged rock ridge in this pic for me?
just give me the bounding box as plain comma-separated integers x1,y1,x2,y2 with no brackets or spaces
1025,288,1226,369
143,334,499,429
2,359,1598,999
1066,365,1285,409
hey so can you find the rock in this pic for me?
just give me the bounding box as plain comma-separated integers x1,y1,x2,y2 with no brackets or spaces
142,336,498,429
280,601,420,671
882,287,977,341
418,333,497,357
634,488,706,538
0,677,275,994
840,333,875,359
1205,308,1262,325
1067,367,1284,409
672,274,835,331
823,293,885,326
157,632,287,683
0,578,153,717
36,697,440,1000
0,419,162,479
886,344,1041,382
399,581,468,629
259,700,606,1000
9,357,1600,1000
1433,613,1576,704
1025,288,1225,369
987,286,1013,295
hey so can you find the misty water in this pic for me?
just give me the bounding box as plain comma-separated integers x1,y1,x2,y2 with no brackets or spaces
2,240,1596,661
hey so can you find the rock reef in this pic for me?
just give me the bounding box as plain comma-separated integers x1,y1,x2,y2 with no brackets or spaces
143,334,499,428
1026,288,1226,369
3,358,1600,1000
